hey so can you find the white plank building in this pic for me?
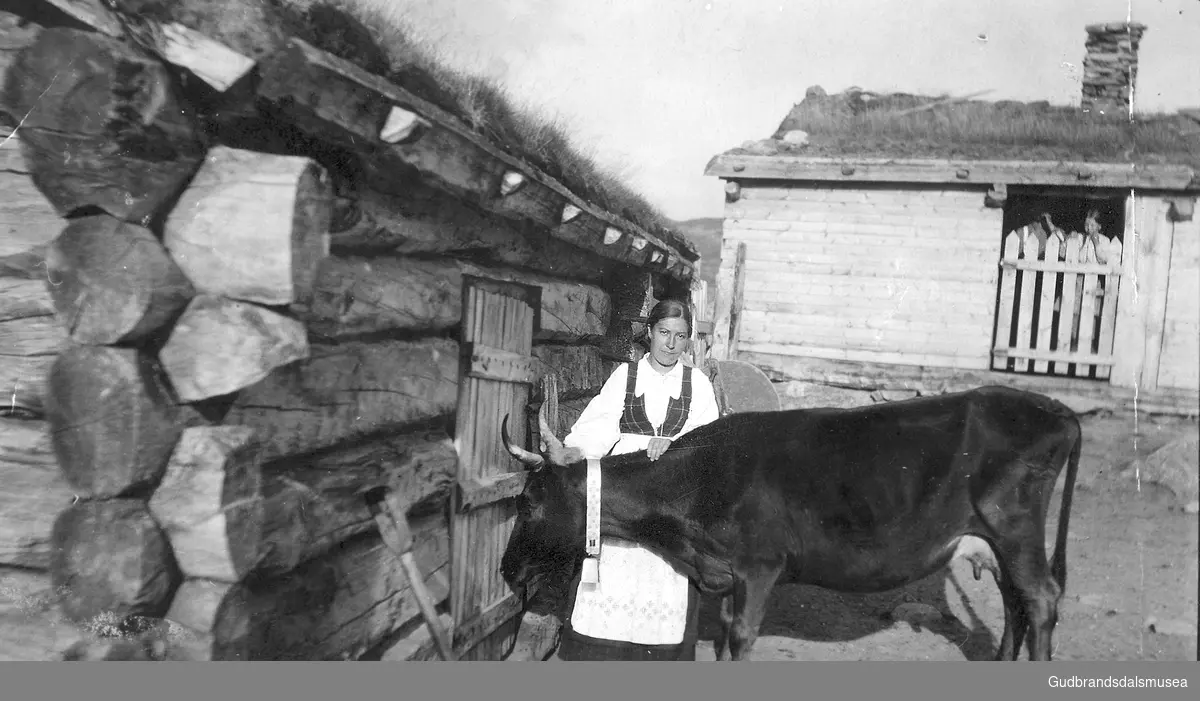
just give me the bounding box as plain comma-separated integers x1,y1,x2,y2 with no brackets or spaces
704,22,1198,415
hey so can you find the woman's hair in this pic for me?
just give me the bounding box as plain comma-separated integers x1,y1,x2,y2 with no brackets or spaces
637,299,693,351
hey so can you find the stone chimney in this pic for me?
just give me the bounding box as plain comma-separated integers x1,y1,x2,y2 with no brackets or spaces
1081,21,1147,116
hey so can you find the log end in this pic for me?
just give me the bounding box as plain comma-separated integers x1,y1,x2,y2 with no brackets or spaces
164,147,333,307
50,499,183,625
45,215,195,345
45,345,186,498
148,426,265,582
159,296,310,403
8,27,206,222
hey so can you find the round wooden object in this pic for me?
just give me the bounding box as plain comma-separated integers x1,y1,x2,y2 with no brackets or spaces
44,215,195,345
158,295,309,402
44,345,187,498
712,360,781,414
1,27,205,222
163,146,332,306
50,498,183,624
148,426,264,581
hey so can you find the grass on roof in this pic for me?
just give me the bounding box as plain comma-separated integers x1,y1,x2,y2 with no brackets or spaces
268,0,681,246
750,90,1200,169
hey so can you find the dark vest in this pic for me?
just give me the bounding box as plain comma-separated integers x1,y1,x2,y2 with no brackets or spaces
617,360,693,439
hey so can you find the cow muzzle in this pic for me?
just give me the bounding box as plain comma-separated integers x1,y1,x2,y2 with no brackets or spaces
500,553,526,592
501,535,539,603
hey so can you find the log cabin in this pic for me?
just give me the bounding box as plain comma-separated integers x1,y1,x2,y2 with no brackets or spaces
704,21,1199,417
0,0,706,661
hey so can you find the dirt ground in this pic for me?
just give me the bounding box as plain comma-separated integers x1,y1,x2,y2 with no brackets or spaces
685,411,1199,661
2,412,1196,662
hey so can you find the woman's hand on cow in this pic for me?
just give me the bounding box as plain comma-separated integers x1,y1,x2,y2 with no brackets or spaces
647,437,672,461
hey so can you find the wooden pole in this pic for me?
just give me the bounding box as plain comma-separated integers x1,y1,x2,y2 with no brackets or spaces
687,276,710,368
300,254,608,343
711,241,747,361
332,183,618,285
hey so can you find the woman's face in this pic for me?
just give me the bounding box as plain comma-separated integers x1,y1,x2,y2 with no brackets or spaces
648,316,690,369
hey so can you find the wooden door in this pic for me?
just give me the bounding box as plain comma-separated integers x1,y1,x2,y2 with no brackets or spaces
449,275,540,660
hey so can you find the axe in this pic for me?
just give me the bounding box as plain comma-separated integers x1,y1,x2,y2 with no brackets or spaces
364,486,456,661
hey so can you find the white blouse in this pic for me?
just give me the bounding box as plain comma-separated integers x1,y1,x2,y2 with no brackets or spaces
564,356,720,459
560,356,720,645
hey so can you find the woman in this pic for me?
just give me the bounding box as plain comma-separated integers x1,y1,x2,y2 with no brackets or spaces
555,298,721,661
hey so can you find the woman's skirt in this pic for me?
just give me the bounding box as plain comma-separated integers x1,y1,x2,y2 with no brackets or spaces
556,570,701,661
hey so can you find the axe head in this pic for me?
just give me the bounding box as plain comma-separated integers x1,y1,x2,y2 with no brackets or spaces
364,486,414,552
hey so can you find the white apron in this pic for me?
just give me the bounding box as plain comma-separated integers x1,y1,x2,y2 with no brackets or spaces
568,535,691,645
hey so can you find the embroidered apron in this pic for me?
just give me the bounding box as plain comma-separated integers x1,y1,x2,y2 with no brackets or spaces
567,362,695,645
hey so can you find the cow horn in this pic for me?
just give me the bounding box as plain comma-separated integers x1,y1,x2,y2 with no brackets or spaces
501,415,545,469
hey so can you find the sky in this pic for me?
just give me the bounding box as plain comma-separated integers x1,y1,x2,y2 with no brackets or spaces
359,0,1199,222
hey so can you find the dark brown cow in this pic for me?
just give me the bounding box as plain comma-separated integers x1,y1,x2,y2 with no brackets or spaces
500,385,1081,661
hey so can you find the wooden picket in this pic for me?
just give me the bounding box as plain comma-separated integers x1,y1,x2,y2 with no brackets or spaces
991,225,1124,378
1032,233,1061,374
1055,235,1083,376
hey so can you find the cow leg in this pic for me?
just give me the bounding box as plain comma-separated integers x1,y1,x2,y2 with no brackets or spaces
1020,572,1062,661
994,569,1026,661
957,537,1024,661
992,545,1061,661
728,565,783,661
714,595,734,661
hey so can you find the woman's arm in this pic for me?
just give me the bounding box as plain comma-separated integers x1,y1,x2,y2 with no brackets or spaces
562,363,629,459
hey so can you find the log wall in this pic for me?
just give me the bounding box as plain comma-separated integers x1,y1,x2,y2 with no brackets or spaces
0,130,65,416
0,2,688,661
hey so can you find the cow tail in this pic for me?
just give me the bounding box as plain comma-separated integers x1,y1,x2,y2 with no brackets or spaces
1050,420,1082,594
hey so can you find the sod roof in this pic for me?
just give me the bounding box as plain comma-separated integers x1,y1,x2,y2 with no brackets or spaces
254,0,695,256
718,86,1200,176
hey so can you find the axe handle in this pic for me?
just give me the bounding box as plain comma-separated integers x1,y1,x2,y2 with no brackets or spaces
399,550,456,662
365,488,457,661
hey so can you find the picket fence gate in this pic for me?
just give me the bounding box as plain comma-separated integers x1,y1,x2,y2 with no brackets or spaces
992,225,1125,379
